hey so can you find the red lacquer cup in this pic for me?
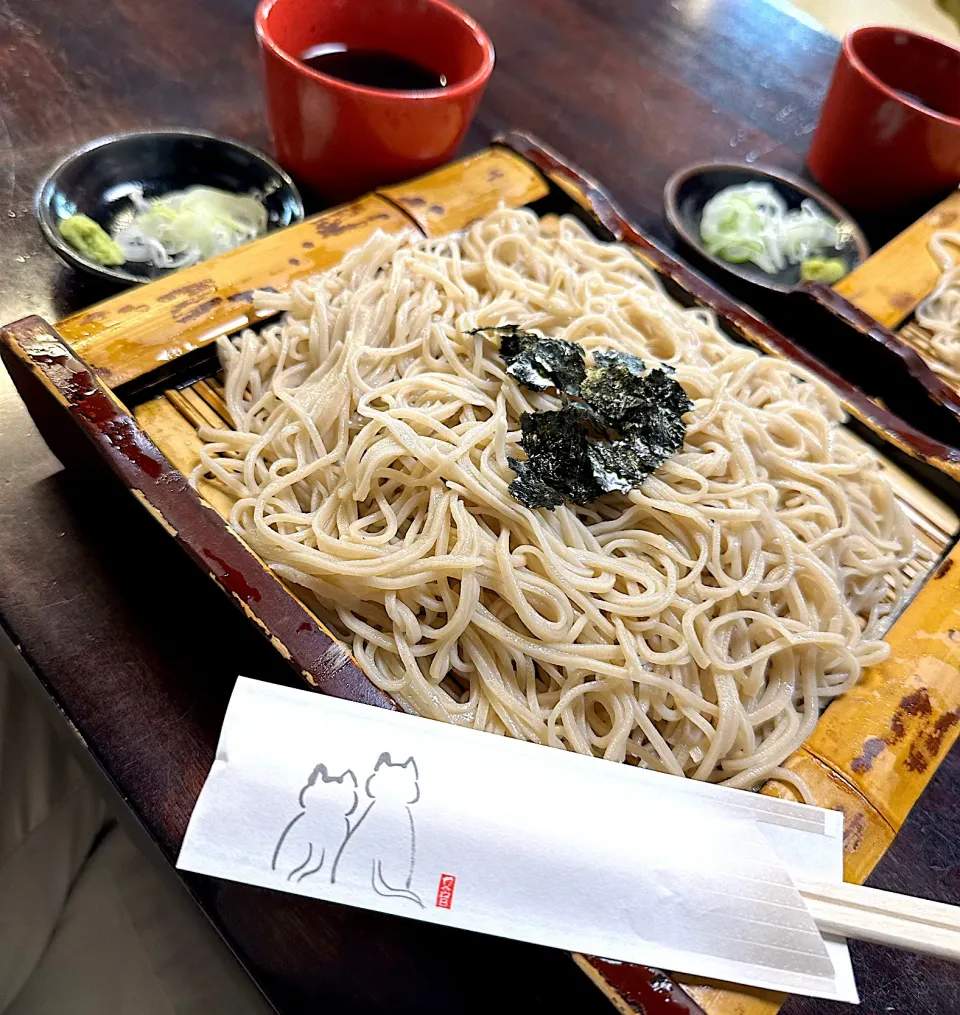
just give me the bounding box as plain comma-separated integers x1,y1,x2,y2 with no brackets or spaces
807,25,960,213
255,0,494,202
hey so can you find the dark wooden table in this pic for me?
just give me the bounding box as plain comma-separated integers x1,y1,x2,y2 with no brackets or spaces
1,1,959,1013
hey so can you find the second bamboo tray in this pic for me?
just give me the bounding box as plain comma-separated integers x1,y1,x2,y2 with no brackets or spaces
836,193,960,391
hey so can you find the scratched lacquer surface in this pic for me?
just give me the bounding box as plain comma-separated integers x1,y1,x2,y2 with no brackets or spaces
4,141,960,1015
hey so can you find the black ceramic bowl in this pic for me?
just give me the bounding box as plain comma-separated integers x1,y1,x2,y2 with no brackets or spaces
663,161,869,294
36,128,304,285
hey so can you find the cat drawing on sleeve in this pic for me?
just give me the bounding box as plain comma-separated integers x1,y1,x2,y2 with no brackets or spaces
332,753,423,907
272,764,357,883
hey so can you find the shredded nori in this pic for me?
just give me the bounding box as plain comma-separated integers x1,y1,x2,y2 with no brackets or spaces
490,331,693,509
592,348,647,377
508,407,604,508
586,435,662,494
618,367,691,459
581,351,651,425
469,324,586,396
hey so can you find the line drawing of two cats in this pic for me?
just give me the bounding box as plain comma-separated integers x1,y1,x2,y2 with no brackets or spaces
271,752,423,907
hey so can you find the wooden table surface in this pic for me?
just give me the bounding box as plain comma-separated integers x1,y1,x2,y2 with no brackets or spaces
1,1,959,1012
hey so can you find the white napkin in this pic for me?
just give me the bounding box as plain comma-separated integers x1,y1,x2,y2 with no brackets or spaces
177,677,857,1002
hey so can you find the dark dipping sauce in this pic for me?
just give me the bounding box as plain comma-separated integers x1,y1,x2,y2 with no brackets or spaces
299,44,447,91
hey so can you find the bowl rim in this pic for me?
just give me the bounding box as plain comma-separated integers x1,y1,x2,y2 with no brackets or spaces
34,126,305,286
254,0,495,102
663,159,870,294
844,24,960,129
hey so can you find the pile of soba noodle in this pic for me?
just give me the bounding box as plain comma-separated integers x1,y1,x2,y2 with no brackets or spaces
194,208,917,793
916,231,960,383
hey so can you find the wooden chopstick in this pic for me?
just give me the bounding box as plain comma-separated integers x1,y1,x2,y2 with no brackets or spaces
797,881,960,962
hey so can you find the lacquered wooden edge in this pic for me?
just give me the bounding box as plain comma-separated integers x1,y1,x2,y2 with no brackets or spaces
0,316,396,712
835,191,960,329
496,131,960,484
803,279,960,424
573,955,708,1015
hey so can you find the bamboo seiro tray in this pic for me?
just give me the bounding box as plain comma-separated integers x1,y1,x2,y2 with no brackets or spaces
4,133,960,1015
836,192,960,393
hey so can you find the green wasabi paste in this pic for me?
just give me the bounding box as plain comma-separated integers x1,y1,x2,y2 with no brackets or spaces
58,214,125,266
800,256,848,284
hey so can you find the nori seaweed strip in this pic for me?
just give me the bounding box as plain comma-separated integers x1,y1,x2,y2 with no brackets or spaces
508,407,603,508
507,459,565,510
488,329,693,509
592,348,646,376
586,435,662,494
585,362,692,460
468,325,586,396
580,352,652,426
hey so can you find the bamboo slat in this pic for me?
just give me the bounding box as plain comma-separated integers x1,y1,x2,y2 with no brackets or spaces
132,396,233,518
57,196,414,388
834,191,960,329
803,543,960,830
898,320,960,390
378,146,548,234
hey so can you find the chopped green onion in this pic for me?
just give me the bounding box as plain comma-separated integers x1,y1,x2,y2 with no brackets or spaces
111,185,268,270
700,182,844,277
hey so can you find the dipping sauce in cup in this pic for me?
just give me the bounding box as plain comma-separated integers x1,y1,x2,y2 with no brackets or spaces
255,0,494,202
807,26,960,213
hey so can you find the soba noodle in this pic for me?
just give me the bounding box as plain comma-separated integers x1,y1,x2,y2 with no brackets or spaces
916,231,960,383
194,208,916,792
